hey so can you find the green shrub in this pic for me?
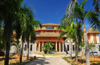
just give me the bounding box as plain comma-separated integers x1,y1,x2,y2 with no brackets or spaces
69,61,73,65
30,57,34,61
42,42,54,53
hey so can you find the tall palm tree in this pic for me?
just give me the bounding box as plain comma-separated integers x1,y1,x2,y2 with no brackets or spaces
59,21,83,62
17,7,28,63
20,5,41,60
0,0,24,65
13,6,29,63
60,0,78,60
73,0,100,65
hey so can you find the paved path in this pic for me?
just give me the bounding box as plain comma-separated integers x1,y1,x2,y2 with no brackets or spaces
25,57,70,65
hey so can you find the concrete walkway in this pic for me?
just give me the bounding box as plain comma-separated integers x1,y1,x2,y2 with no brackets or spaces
25,57,70,65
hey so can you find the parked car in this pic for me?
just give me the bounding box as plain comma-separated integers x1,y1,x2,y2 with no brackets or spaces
90,52,98,56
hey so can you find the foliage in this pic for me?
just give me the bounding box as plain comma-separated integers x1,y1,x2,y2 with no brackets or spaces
42,42,54,53
35,52,64,55
0,22,5,50
92,0,100,12
89,43,94,52
11,38,20,53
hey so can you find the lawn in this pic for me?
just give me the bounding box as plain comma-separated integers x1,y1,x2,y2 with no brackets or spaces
63,56,100,65
0,54,34,65
35,52,65,55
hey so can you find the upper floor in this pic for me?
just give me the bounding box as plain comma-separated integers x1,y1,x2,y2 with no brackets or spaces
35,23,63,37
87,27,100,43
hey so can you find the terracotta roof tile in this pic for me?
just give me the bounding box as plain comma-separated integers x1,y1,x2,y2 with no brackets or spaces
87,27,99,33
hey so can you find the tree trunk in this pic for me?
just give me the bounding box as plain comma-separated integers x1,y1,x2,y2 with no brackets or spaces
20,35,24,63
82,20,90,65
75,18,78,63
4,19,12,65
27,40,29,60
69,38,72,60
17,38,19,53
75,42,78,62
4,41,10,65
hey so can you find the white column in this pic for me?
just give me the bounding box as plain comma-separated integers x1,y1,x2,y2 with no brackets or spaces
62,43,64,52
35,43,37,52
42,41,44,52
55,41,57,51
38,42,40,52
59,42,61,52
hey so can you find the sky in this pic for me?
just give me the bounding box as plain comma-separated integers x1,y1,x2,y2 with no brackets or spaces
23,0,94,30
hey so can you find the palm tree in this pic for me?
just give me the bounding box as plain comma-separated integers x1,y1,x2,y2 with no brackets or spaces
0,0,24,65
92,0,100,12
73,0,100,65
20,5,41,60
17,7,28,63
59,21,83,62
13,6,29,63
60,0,78,60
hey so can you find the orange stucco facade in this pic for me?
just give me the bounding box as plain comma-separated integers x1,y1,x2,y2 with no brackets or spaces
35,23,66,52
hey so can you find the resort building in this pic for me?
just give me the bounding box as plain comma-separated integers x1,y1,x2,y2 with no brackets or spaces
10,23,100,55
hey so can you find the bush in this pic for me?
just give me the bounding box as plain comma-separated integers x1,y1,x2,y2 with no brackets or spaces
42,42,54,53
69,61,73,65
30,57,34,61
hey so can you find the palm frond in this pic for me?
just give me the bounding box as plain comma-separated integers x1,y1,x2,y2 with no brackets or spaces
59,32,66,40
86,10,100,29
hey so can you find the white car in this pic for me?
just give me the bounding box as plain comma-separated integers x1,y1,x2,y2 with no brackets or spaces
90,52,98,56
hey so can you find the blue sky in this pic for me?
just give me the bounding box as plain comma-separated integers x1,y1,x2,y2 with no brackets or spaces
23,0,94,30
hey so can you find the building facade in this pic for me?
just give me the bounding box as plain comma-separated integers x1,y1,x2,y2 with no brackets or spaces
34,23,66,52
10,23,100,55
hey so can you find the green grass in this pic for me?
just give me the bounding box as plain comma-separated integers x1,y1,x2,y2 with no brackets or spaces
35,52,65,55
63,57,77,65
34,52,45,55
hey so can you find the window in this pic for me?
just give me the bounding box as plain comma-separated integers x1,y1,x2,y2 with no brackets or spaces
94,34,97,43
73,45,74,51
36,32,40,36
67,45,69,51
30,45,32,51
25,44,27,51
46,27,54,29
99,45,100,51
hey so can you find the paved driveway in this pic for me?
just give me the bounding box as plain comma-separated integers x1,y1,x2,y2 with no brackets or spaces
25,57,70,65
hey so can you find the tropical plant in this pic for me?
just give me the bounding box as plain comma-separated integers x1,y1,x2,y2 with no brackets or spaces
92,0,100,12
0,22,5,50
59,21,83,63
0,0,24,65
72,0,100,64
59,0,78,60
11,38,20,53
89,43,94,52
42,42,54,53
18,5,41,60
